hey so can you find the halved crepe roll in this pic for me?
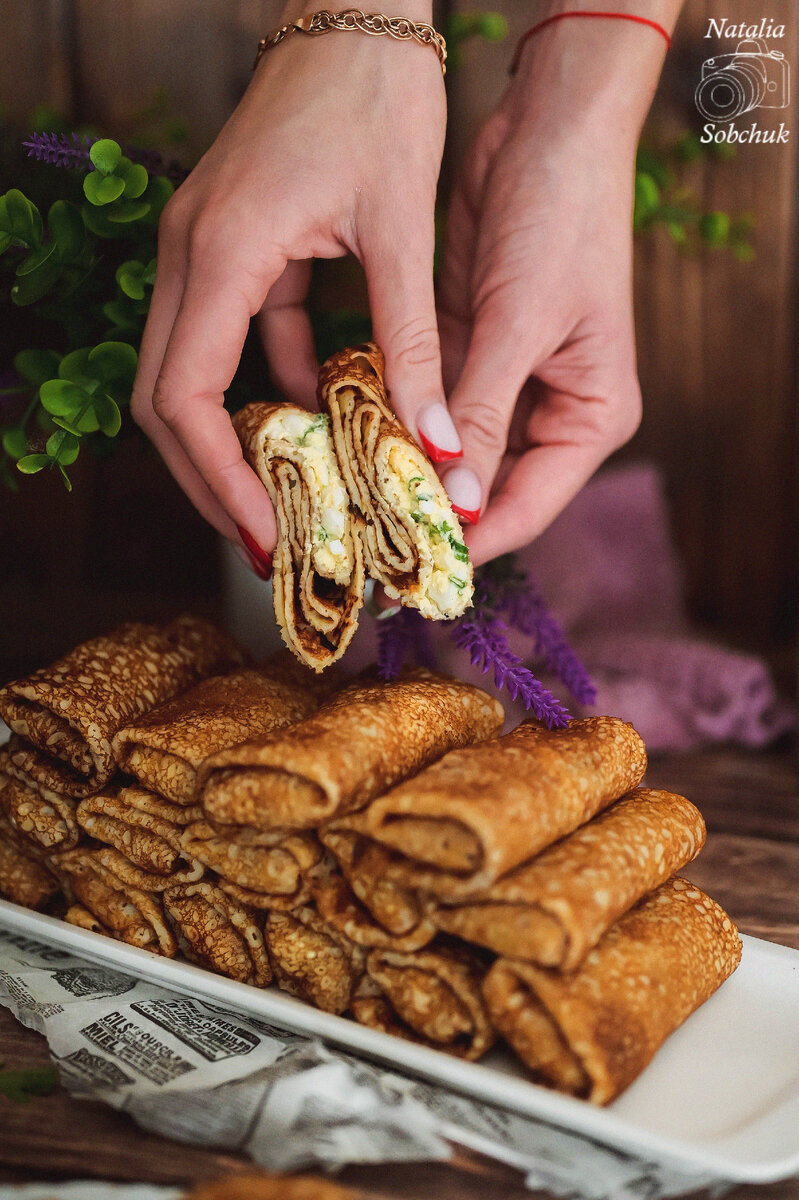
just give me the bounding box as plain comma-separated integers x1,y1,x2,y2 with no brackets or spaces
199,673,504,830
264,907,365,1013
311,857,436,952
319,827,435,944
435,789,706,969
77,785,205,891
358,944,494,1061
233,402,365,671
53,848,177,956
483,877,742,1104
181,822,322,911
163,881,271,986
0,758,80,852
319,343,473,619
113,665,320,806
0,814,59,909
332,717,647,901
0,615,242,790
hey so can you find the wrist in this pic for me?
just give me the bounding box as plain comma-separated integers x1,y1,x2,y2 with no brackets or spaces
280,1,434,23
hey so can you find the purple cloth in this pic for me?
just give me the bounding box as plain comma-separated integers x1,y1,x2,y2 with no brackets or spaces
346,462,795,750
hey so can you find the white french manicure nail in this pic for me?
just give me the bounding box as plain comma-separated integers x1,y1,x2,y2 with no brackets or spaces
417,403,463,463
444,466,482,523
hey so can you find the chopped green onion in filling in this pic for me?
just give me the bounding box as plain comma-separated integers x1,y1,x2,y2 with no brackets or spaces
449,575,467,590
296,414,329,446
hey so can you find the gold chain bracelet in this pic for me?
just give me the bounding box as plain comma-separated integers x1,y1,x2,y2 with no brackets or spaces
254,8,447,75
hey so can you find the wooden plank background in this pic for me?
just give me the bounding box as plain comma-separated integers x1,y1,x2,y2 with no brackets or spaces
0,0,797,685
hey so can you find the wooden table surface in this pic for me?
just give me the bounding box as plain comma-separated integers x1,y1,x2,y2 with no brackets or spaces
1,742,797,1200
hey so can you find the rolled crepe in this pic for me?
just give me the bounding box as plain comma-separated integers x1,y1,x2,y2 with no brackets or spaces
113,665,321,805
264,907,365,1013
199,673,504,830
163,881,271,986
0,615,242,790
311,857,436,952
0,814,59,909
233,402,365,671
76,785,205,891
181,822,322,910
64,903,106,934
332,717,647,900
319,826,436,943
53,848,177,956
319,343,473,619
435,789,706,969
359,944,494,1061
483,876,742,1104
0,758,80,852
2,733,102,800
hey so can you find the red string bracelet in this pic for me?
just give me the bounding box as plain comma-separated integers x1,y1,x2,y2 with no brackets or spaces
510,11,672,75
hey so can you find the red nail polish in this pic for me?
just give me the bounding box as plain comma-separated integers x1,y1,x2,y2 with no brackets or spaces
452,504,481,526
237,525,273,580
417,430,464,465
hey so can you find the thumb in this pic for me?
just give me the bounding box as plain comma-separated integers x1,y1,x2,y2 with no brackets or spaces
363,218,463,466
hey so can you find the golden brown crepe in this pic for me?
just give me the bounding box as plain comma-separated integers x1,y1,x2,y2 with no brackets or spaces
483,876,742,1103
53,848,177,956
184,1172,357,1200
264,906,365,1013
319,343,473,619
0,813,59,909
332,717,647,901
112,665,321,806
76,785,205,891
318,827,436,944
0,758,80,852
357,943,494,1061
163,881,271,986
2,733,102,800
0,616,242,791
182,822,322,910
311,856,436,952
199,672,504,831
233,402,365,672
435,788,706,969
64,903,106,934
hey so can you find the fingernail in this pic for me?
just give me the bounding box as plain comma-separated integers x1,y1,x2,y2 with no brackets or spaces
417,403,463,464
444,466,482,525
237,525,273,580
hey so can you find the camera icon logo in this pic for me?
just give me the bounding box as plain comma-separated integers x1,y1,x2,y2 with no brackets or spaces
696,38,790,121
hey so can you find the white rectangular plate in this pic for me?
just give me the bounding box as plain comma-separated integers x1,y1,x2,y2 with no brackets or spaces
1,898,798,1184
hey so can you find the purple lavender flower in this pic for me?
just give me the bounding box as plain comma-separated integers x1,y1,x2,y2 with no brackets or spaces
496,574,596,706
377,607,437,680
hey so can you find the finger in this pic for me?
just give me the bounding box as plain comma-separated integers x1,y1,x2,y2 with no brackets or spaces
152,235,287,557
257,260,318,408
437,177,478,396
362,211,462,466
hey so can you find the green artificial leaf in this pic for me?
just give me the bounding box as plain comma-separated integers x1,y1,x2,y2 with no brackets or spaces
89,138,122,175
478,12,507,40
0,232,12,254
700,211,730,247
10,256,61,305
633,172,660,229
2,428,29,459
2,189,43,246
92,392,122,437
667,222,688,245
81,201,128,239
57,348,94,386
117,159,149,199
14,348,61,385
83,172,126,207
106,200,151,224
0,1064,58,1103
143,175,174,219
16,454,52,475
40,379,90,419
46,429,80,465
118,274,144,300
57,462,73,491
48,200,85,259
15,240,58,277
88,341,137,386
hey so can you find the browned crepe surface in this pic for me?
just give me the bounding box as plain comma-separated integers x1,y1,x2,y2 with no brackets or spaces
483,876,742,1104
163,881,271,986
0,616,242,789
182,822,322,910
435,788,706,969
264,907,364,1013
333,717,647,900
311,856,436,952
3,734,102,800
199,672,504,831
0,761,80,852
0,813,59,909
64,903,106,934
113,665,320,805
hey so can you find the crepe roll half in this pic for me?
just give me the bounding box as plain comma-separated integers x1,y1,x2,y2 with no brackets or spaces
435,789,706,969
163,881,272,986
0,615,242,791
334,717,647,901
0,812,60,909
53,848,177,957
0,757,80,852
234,402,365,671
357,944,494,1061
319,343,473,619
77,785,205,891
113,665,321,806
264,906,365,1014
182,822,322,911
200,673,504,831
483,877,742,1104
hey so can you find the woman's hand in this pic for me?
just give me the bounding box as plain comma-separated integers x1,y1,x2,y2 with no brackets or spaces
437,15,674,566
131,5,454,570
